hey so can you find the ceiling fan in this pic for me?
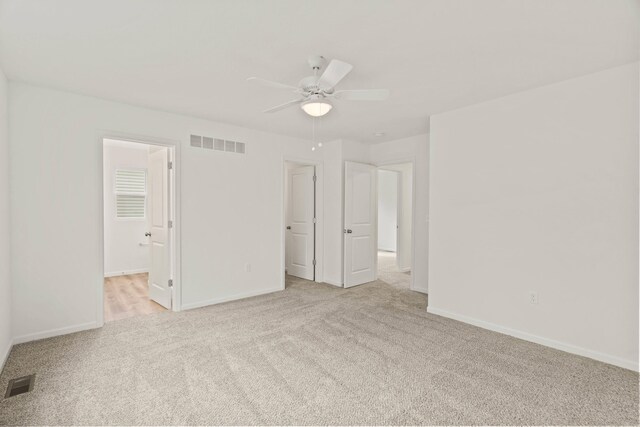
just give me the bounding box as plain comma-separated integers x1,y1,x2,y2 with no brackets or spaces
247,55,389,117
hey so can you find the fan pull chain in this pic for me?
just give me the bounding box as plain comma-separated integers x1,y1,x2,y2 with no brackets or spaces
311,115,324,152
311,117,316,151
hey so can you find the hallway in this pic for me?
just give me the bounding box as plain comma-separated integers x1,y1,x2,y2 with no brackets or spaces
377,250,411,289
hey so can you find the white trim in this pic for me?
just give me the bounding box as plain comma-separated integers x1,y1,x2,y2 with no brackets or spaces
99,131,183,329
1,338,13,373
181,287,283,311
323,279,343,288
104,268,149,278
412,286,428,294
13,322,99,345
427,306,639,372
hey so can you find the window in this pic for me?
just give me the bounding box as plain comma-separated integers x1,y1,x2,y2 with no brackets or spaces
115,169,146,219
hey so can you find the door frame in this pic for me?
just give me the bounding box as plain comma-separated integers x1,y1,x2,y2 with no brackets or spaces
98,132,181,327
375,157,417,292
281,156,324,288
394,170,402,268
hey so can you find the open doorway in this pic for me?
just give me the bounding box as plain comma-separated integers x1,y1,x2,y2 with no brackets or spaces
102,138,175,322
377,163,413,289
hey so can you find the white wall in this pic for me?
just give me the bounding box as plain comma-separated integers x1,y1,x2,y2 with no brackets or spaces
7,82,425,343
377,169,398,252
0,66,12,367
370,134,429,293
103,140,150,276
428,63,639,371
9,82,329,342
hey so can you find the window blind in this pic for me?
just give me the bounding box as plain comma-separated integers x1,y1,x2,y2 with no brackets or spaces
115,169,146,219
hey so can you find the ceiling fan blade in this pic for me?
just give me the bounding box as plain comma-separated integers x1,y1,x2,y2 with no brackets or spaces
333,89,390,101
247,77,300,92
317,59,353,89
263,98,303,113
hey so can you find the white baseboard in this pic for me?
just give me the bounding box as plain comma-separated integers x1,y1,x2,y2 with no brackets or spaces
13,321,99,345
427,306,639,372
1,337,13,373
181,287,283,311
411,286,428,294
398,267,411,273
104,268,149,278
323,279,343,287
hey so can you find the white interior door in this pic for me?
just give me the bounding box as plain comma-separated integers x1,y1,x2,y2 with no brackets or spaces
148,147,172,309
344,161,377,287
286,165,315,280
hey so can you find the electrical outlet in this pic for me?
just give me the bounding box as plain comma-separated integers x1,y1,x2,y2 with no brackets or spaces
244,263,251,273
529,292,538,305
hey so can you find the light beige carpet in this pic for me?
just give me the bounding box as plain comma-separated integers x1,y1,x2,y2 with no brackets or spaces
0,276,638,426
377,250,411,289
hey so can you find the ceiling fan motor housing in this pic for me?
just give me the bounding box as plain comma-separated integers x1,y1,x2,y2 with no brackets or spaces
299,75,328,96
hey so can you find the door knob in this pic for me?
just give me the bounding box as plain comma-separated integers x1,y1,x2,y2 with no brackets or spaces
344,229,353,234
145,232,151,237
286,226,291,230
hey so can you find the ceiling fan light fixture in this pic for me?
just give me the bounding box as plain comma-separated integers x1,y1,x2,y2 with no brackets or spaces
301,97,333,117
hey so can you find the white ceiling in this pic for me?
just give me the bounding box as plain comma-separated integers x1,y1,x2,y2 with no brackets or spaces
0,0,637,144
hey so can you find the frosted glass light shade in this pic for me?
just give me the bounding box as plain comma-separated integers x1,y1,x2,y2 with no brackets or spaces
301,99,333,117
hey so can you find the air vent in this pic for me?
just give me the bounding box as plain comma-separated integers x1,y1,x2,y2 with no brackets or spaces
5,374,35,398
190,134,246,155
190,134,202,148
